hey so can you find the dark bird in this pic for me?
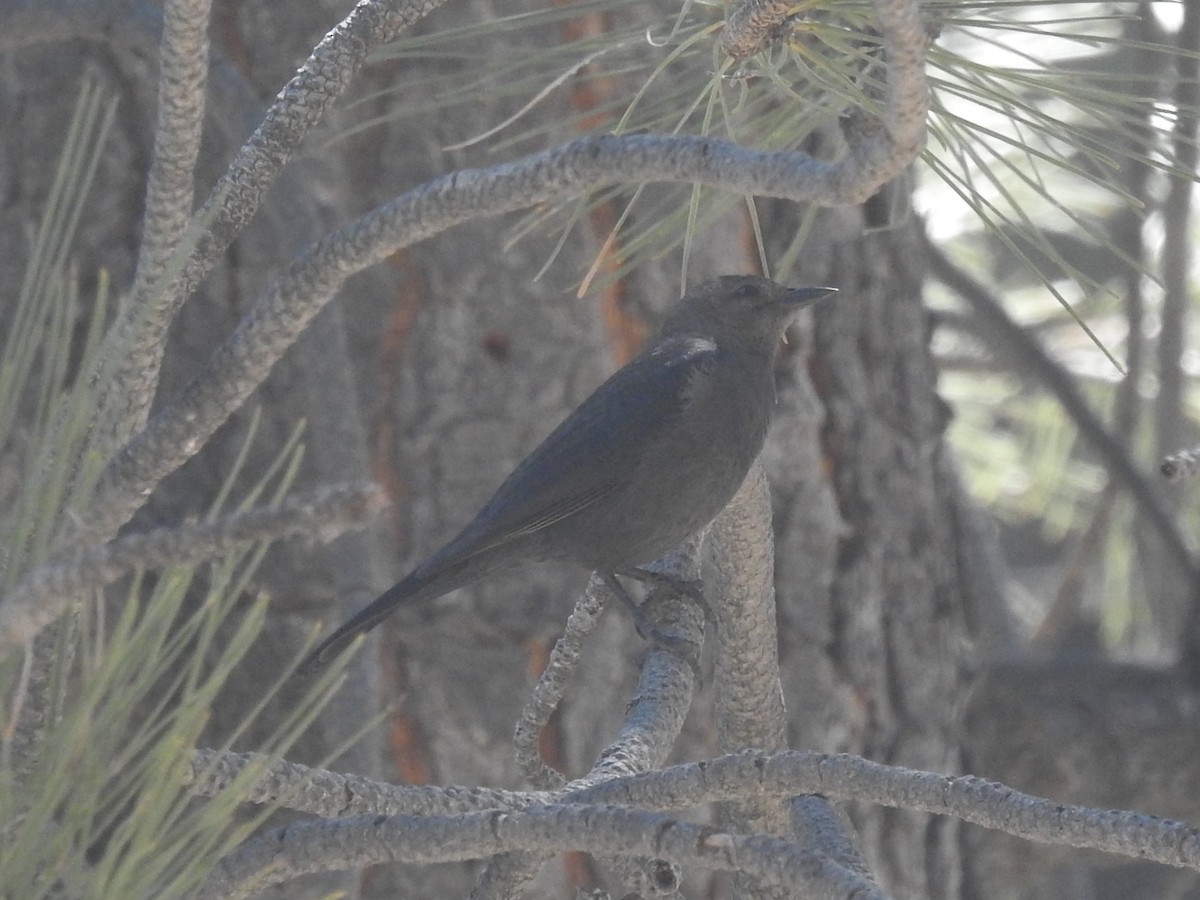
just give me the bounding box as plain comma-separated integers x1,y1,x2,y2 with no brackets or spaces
301,275,837,671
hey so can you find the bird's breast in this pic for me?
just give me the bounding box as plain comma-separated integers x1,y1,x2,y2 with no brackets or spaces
554,351,775,570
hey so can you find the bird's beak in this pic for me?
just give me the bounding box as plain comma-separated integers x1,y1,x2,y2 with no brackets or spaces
782,286,839,309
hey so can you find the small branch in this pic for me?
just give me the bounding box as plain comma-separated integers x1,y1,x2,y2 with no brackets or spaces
186,748,540,818
0,484,383,651
572,544,706,794
489,545,703,898
189,744,1200,871
722,0,930,195
96,0,213,453
173,0,452,309
137,0,211,291
1162,445,1200,482
197,803,884,900
788,796,875,883
574,750,1200,870
513,576,610,790
189,744,1200,895
707,464,793,899
587,585,705,897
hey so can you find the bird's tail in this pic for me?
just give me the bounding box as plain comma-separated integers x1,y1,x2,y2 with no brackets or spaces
297,546,511,674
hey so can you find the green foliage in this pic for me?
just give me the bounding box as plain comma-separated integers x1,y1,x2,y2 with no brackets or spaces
0,79,346,900
0,80,116,589
360,0,1194,284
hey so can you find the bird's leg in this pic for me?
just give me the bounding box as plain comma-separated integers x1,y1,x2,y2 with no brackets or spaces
618,567,710,620
599,572,660,639
600,572,703,672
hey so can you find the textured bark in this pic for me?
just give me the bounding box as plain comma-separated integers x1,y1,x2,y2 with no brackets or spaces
7,1,1193,899
758,202,970,898
0,4,963,895
0,5,389,898
963,661,1200,898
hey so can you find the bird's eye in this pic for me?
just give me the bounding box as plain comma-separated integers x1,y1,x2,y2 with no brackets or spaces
735,282,760,300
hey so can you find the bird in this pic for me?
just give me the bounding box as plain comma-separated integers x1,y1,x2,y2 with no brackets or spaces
301,275,837,672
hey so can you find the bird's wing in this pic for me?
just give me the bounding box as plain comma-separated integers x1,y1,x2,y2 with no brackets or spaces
434,335,719,561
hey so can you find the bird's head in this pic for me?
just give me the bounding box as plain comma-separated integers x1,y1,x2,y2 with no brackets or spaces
660,275,837,351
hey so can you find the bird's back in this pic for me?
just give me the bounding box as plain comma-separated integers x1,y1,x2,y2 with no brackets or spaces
435,332,775,573
301,275,830,670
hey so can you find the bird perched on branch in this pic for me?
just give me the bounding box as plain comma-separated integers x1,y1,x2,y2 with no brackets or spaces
301,275,837,672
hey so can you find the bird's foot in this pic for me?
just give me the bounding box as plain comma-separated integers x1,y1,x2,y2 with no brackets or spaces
600,572,704,676
618,567,711,620
600,572,658,635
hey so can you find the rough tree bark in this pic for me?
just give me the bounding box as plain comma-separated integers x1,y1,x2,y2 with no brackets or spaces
1,0,1197,898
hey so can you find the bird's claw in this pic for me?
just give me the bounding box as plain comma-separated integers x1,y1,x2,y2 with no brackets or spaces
618,568,711,619
602,572,704,678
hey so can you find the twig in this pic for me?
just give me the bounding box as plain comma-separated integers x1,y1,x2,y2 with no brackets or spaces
197,803,885,900
0,484,383,650
513,576,610,790
1162,445,1200,482
488,546,703,898
172,0,453,310
185,748,539,818
580,751,1200,871
96,0,213,453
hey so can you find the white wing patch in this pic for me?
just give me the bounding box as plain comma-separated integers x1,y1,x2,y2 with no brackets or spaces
651,335,718,365
649,336,719,408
